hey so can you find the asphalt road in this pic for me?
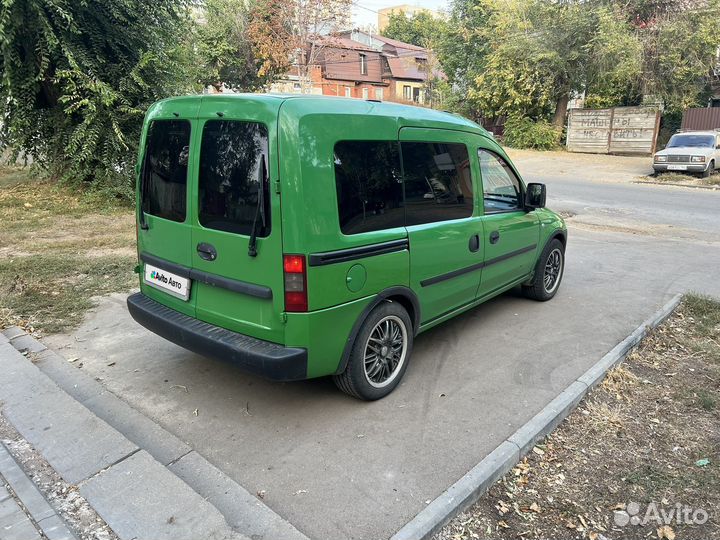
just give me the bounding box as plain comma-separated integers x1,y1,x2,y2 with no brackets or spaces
47,153,720,540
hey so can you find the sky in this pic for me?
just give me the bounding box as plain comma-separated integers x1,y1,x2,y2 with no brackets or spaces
351,0,449,30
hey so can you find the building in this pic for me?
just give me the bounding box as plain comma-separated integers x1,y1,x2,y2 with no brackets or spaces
270,30,444,107
377,4,440,32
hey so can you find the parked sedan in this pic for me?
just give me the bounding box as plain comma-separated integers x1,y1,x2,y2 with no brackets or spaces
653,130,720,178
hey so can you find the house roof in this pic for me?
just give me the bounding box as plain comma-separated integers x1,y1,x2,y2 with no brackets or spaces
311,36,378,52
386,56,425,80
370,34,427,52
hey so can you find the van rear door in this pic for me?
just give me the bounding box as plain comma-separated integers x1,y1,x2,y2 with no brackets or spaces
137,102,198,318
190,97,285,344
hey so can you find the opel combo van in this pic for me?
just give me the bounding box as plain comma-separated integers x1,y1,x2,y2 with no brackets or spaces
128,94,567,400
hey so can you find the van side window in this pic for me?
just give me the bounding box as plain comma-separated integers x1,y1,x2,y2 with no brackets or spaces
401,142,473,225
334,141,404,235
199,120,270,236
141,120,191,223
478,149,522,213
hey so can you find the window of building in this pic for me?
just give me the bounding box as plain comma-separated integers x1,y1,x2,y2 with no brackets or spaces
141,120,191,223
403,85,412,100
334,141,404,235
401,142,474,225
375,87,384,101
198,120,270,235
478,149,522,213
360,53,368,75
362,87,369,100
345,87,352,98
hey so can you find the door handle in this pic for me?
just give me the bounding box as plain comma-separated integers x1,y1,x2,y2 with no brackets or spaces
468,234,480,252
489,230,500,244
196,242,217,261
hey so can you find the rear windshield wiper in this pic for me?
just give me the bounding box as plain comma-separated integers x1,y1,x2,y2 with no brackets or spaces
248,154,267,257
139,163,149,230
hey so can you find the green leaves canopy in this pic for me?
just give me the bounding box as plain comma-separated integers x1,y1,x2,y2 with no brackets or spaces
0,0,197,198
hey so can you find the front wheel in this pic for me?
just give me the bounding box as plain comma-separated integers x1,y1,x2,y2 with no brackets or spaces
523,238,565,301
702,160,714,178
333,301,413,400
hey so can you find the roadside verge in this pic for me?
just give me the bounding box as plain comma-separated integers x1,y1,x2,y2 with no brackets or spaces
391,294,683,540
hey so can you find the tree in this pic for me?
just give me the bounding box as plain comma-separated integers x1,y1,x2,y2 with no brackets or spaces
0,0,197,198
381,10,444,48
197,0,271,92
249,0,352,93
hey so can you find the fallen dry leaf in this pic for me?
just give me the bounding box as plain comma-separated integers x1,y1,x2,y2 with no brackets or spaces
657,525,675,540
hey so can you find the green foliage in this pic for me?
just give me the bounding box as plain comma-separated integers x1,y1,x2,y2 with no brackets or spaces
440,0,720,125
584,6,643,108
381,10,445,48
503,116,561,150
0,0,198,200
197,0,273,92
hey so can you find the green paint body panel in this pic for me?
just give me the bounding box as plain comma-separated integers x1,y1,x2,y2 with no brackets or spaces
134,94,567,380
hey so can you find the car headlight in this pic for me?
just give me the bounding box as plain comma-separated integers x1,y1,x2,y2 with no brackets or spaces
654,155,667,162
691,156,705,163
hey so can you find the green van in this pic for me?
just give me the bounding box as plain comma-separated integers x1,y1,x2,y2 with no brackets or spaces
127,94,566,400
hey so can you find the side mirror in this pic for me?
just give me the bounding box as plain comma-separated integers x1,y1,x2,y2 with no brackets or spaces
525,183,546,209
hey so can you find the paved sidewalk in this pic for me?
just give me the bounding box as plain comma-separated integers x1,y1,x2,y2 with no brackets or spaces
0,442,76,540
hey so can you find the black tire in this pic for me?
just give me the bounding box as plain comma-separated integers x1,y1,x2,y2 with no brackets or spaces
522,238,565,301
333,301,413,401
702,160,714,178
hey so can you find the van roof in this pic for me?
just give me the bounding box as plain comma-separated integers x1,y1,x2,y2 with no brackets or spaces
152,93,491,138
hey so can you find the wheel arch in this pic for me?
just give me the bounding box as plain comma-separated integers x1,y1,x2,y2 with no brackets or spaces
335,286,420,375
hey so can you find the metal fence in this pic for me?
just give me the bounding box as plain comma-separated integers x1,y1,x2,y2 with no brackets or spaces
566,106,660,155
680,108,720,131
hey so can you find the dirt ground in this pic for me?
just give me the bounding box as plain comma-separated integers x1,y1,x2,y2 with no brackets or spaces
437,294,720,540
0,167,136,334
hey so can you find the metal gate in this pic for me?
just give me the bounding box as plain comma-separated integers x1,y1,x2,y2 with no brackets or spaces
566,106,660,155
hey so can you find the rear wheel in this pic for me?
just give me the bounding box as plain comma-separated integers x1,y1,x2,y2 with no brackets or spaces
523,238,565,301
333,301,413,400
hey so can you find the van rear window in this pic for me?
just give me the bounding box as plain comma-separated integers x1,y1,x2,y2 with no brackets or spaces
198,120,270,236
334,141,404,235
141,120,190,223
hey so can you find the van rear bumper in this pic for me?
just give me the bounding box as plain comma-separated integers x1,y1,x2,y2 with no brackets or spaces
127,292,307,381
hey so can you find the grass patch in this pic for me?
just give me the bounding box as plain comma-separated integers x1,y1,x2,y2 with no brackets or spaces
652,171,720,186
0,166,136,334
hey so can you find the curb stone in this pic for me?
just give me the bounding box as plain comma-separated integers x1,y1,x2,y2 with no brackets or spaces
390,293,683,540
0,442,77,540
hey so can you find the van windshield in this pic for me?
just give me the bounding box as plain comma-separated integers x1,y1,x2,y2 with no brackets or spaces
198,120,270,236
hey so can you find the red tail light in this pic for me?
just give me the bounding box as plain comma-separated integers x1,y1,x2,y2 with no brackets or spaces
283,254,307,312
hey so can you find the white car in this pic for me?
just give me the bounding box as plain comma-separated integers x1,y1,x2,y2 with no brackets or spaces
653,130,720,178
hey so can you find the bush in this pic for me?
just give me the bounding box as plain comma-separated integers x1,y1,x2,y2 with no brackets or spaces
503,116,561,150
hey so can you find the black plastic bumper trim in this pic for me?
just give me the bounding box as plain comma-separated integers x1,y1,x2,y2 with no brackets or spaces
420,244,537,287
308,238,409,267
127,292,306,381
140,252,272,299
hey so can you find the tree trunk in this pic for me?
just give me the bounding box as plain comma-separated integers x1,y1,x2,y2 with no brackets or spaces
552,94,570,128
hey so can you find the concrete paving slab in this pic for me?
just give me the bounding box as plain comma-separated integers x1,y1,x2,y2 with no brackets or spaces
168,450,308,540
32,349,103,404
0,497,42,540
80,450,246,540
81,392,191,466
36,514,77,540
0,486,10,503
0,342,137,484
30,350,190,466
